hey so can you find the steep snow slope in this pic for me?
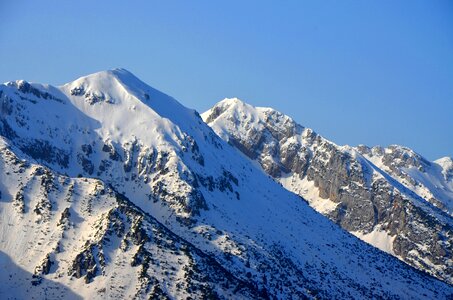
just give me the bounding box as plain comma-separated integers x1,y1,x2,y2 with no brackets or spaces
1,70,452,298
203,98,453,284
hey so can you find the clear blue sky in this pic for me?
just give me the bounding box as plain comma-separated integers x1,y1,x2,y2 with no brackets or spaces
1,1,452,160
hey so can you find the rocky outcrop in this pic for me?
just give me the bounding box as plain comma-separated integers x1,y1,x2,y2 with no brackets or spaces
203,98,453,284
1,70,452,299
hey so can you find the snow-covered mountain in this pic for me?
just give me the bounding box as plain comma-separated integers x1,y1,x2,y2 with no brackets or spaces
0,70,452,299
202,98,453,285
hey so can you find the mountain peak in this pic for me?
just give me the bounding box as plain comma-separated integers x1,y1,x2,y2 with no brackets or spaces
435,157,453,176
203,98,300,132
62,68,145,93
99,68,144,86
218,97,246,105
213,97,254,112
88,67,134,77
202,98,259,127
58,69,200,134
436,156,453,164
211,98,295,120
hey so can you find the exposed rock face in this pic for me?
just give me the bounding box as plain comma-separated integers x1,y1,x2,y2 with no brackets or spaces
0,144,258,298
203,98,453,284
1,142,451,298
0,75,238,224
1,71,452,299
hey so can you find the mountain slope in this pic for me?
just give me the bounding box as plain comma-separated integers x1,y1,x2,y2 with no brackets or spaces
202,98,453,284
0,70,452,299
0,139,258,299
